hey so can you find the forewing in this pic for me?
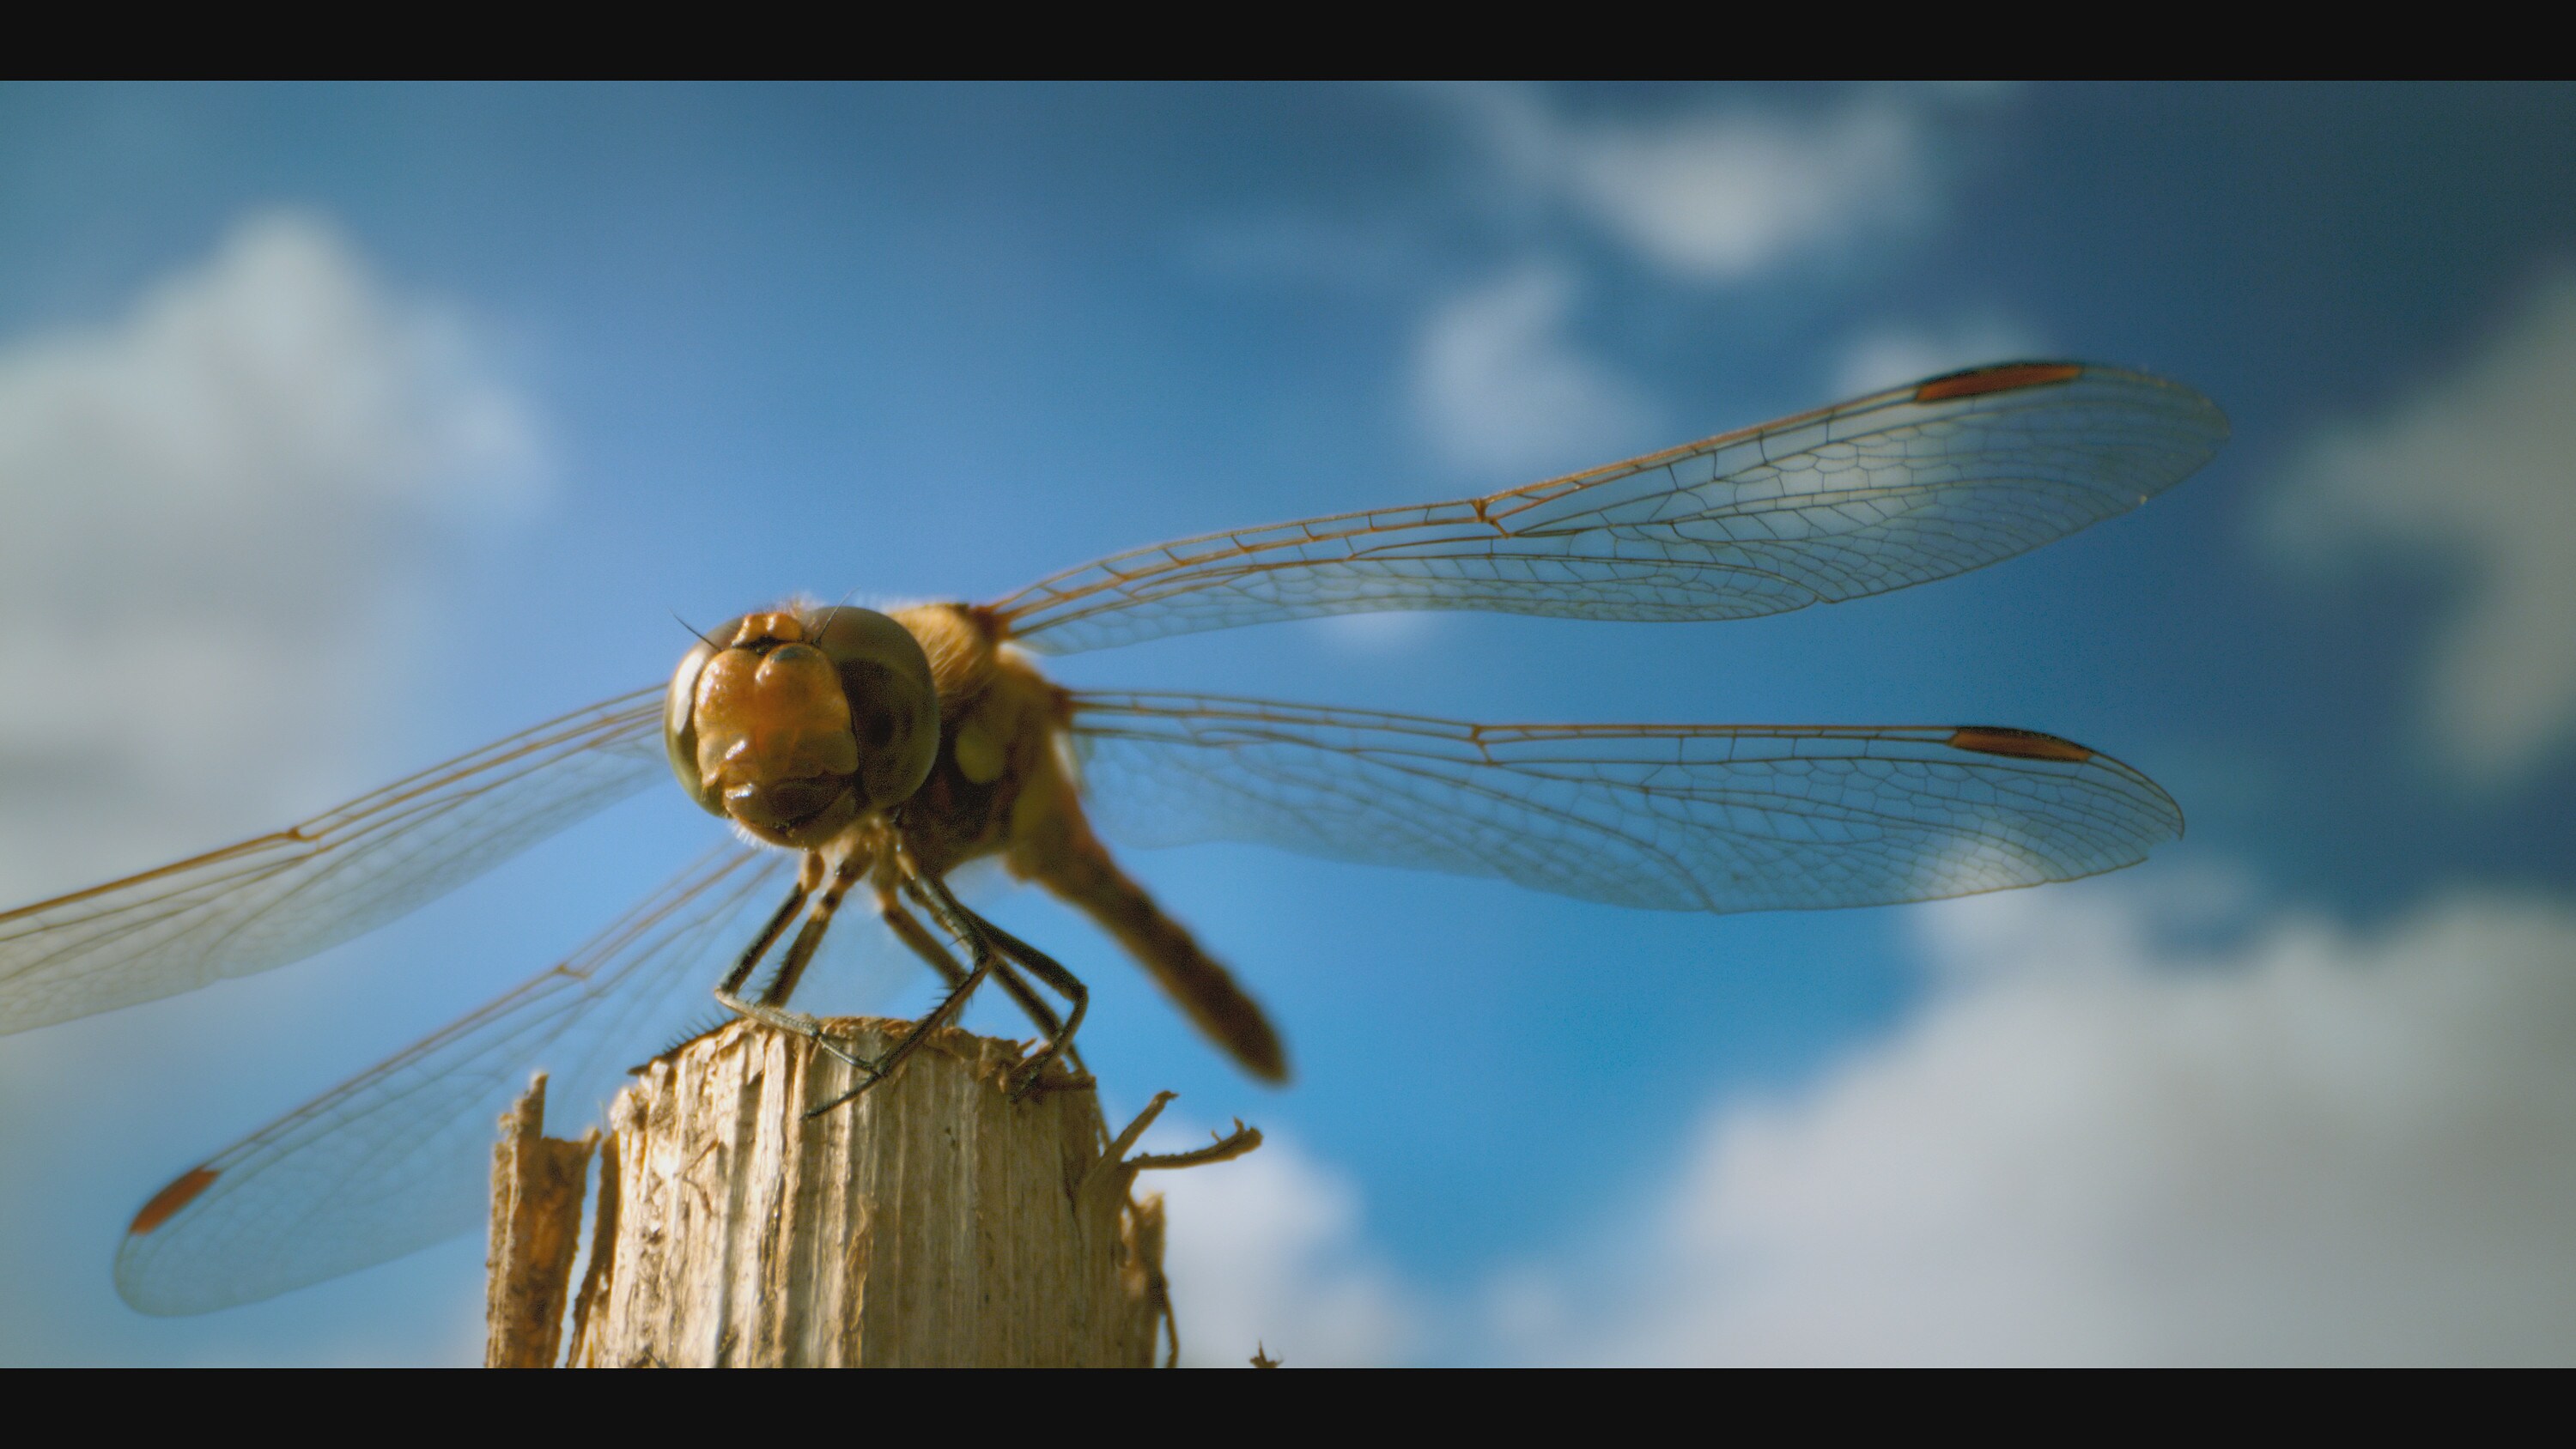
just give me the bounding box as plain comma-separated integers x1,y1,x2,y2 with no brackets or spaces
1070,694,2183,913
0,688,666,1037
994,363,2226,653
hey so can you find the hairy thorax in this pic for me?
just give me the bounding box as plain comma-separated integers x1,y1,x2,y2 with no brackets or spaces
885,603,1082,881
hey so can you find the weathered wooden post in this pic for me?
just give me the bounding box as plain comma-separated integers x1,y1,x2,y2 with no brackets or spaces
485,1016,1255,1367
485,1076,595,1368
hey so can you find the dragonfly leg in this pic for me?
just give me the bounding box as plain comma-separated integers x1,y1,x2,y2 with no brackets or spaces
878,884,1090,1086
755,850,868,1009
958,906,1089,1101
714,852,821,998
716,852,876,1076
806,849,1094,1116
804,868,997,1117
803,849,1034,1113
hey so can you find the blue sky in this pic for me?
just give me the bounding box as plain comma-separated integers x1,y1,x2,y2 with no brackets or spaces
3,82,2574,1364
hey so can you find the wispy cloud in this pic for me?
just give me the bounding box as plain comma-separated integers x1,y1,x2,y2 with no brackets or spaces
1431,84,2003,283
1410,263,1655,479
0,212,550,898
1832,312,2050,397
1495,877,2576,1366
2267,270,2576,782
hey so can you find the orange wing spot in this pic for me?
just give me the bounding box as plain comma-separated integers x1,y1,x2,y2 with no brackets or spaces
1947,726,2093,763
1913,361,2084,403
127,1165,219,1235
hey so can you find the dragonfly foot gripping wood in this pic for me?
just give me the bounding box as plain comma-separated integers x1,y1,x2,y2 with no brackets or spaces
485,1018,1257,1367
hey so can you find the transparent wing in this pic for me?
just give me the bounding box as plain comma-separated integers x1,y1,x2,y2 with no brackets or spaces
115,839,940,1315
0,688,667,1038
993,363,2227,653
1070,694,2183,913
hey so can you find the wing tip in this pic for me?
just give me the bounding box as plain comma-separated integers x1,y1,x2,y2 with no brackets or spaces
1912,359,2232,447
1911,361,2086,403
1947,725,2188,846
1946,725,2094,763
126,1164,220,1236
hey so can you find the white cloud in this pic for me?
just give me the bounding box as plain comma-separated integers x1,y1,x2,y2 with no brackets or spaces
1144,1125,1417,1367
1115,873,2576,1367
1434,84,2001,282
2267,270,2576,782
1504,879,2576,1366
1832,312,2050,397
1411,263,1654,479
0,212,549,899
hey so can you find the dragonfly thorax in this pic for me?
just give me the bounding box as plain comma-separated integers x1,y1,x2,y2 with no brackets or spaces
665,605,941,849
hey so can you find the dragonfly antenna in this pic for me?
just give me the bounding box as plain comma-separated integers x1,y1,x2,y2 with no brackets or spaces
673,611,721,650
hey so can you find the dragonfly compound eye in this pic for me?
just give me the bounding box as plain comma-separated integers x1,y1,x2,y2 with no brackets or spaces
664,619,738,819
802,606,940,812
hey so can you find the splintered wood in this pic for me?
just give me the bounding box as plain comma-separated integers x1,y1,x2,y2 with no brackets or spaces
484,1076,596,1368
489,1016,1247,1367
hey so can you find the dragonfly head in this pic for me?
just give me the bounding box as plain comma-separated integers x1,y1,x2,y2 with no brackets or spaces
665,605,940,848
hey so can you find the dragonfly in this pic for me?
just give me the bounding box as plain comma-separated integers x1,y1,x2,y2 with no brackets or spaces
0,359,2225,1316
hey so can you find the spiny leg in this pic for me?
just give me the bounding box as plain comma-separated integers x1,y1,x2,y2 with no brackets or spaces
805,862,1000,1117
805,846,1097,1115
632,860,822,1069
879,886,1090,1085
876,888,969,987
805,845,1068,1113
879,894,1103,1155
755,849,870,1009
958,906,1089,1100
715,852,821,999
715,851,876,1074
